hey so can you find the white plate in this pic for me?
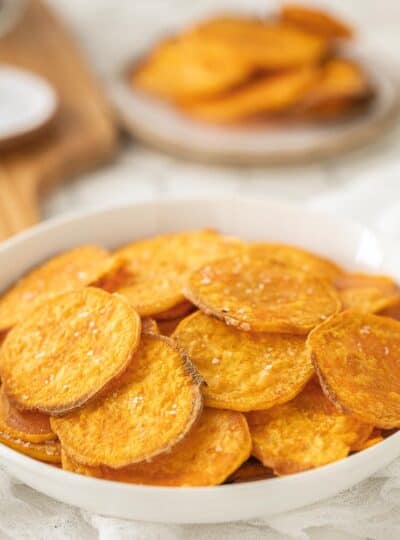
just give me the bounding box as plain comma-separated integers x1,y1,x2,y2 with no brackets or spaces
112,54,400,165
0,66,58,146
1,199,400,524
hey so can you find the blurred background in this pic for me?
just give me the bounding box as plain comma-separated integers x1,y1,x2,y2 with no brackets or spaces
0,0,399,242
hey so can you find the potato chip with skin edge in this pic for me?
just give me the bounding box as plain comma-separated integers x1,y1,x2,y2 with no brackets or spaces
0,245,112,334
184,252,341,334
309,310,400,428
247,381,372,475
0,387,55,443
0,287,141,415
114,230,244,317
61,408,250,486
173,311,313,411
52,334,203,469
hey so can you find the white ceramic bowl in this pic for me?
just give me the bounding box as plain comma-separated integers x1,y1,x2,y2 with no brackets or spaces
1,198,400,524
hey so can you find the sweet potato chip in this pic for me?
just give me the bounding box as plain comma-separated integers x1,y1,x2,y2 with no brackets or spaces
0,288,141,415
154,301,194,321
114,230,243,317
0,432,61,464
352,428,383,451
184,252,341,333
0,387,55,443
304,58,370,107
227,458,274,483
309,311,400,428
0,245,111,334
335,272,400,313
281,4,353,39
249,243,341,282
173,311,313,410
133,34,252,102
247,381,371,474
185,67,319,123
190,17,328,69
141,318,159,334
61,408,249,486
52,334,203,469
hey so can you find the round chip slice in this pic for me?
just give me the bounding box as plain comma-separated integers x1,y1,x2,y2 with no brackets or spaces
309,311,400,428
249,243,342,282
247,381,372,475
61,408,250,486
335,272,400,313
0,245,112,333
0,433,61,464
0,288,141,415
173,311,313,411
114,230,243,317
52,334,203,469
0,387,55,443
281,4,353,39
184,252,341,334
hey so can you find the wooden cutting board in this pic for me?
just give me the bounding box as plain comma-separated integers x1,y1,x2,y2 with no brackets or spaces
0,0,118,241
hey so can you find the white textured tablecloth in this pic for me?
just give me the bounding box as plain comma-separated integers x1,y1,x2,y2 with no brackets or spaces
2,1,400,538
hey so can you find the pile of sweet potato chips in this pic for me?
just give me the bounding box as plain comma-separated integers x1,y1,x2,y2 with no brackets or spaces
132,4,374,125
0,229,399,486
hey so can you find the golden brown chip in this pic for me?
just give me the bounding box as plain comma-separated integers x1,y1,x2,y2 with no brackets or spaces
51,334,203,469
227,458,274,483
190,16,328,69
247,381,371,475
281,4,353,39
185,67,319,123
0,433,61,464
0,288,141,415
0,245,113,334
249,243,342,282
154,301,194,321
0,387,55,443
133,34,253,102
184,252,341,334
141,318,159,334
114,230,243,317
303,58,370,107
61,408,249,486
309,310,400,428
352,428,383,451
335,272,400,313
173,311,313,411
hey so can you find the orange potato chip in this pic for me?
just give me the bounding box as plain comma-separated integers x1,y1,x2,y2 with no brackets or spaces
0,245,112,334
335,272,400,313
133,34,253,102
227,458,274,483
352,428,383,451
303,58,370,107
0,432,61,463
309,310,400,428
154,301,194,321
184,252,341,334
51,334,203,469
185,67,319,123
114,230,243,317
141,318,159,334
173,311,313,411
249,243,342,282
0,387,55,443
380,301,400,321
0,288,141,415
247,381,372,475
61,408,250,486
190,16,328,69
281,4,353,39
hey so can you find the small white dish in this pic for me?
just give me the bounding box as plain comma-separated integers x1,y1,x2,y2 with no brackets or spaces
112,53,400,165
0,198,400,524
0,66,58,148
